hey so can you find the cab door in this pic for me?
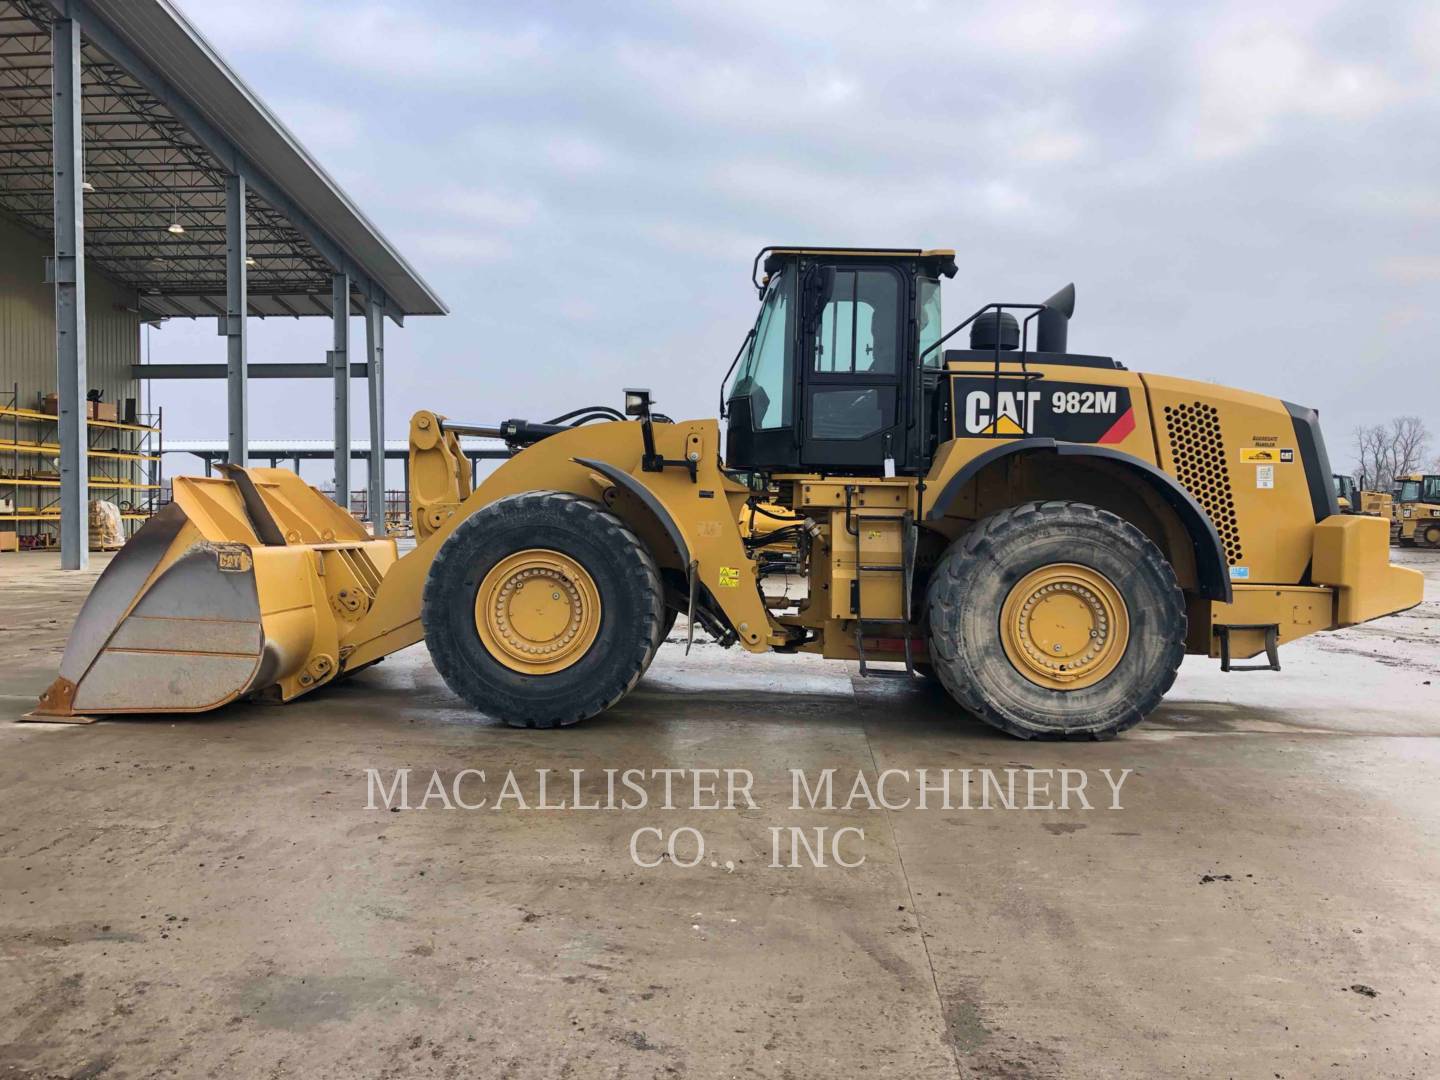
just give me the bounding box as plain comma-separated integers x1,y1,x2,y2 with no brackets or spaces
799,263,908,472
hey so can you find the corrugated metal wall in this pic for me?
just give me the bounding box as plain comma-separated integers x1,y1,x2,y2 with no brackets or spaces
0,211,143,539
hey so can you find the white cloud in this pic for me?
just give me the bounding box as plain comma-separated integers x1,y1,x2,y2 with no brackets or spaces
1000,105,1094,164
400,231,514,266
433,188,540,229
541,134,621,174
267,99,363,154
1180,10,1402,159
182,0,544,85
962,0,1145,60
1377,256,1440,283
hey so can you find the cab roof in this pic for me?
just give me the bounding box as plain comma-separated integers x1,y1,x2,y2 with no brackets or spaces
754,246,958,288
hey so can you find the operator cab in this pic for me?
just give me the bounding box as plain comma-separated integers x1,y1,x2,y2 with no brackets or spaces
1395,475,1440,504
724,247,956,476
1333,473,1357,510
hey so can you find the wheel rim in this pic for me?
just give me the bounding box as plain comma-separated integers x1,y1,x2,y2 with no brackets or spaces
1426,526,1440,545
999,563,1130,691
475,549,602,674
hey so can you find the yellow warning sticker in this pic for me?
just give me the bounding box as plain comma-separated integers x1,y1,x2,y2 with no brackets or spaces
1240,447,1294,463
717,566,740,588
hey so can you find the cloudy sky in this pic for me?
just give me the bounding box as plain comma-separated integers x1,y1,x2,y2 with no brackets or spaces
151,0,1440,477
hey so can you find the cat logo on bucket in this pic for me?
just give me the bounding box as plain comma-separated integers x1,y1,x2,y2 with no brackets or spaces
215,546,252,573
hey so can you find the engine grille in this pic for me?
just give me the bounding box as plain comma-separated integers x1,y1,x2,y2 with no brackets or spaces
1163,402,1242,566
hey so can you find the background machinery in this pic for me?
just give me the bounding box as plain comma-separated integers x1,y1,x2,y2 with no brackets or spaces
34,248,1423,740
1393,474,1440,547
1334,474,1393,519
1334,473,1357,513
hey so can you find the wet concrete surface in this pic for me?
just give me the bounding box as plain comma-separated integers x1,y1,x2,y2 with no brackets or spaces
1,549,1438,1078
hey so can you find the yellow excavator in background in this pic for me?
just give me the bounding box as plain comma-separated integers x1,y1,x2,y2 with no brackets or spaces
33,248,1423,739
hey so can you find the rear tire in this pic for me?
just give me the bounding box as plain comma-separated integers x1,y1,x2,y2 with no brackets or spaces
926,501,1186,740
422,491,663,728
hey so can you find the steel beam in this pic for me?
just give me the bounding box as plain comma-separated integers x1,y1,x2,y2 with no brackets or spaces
224,172,247,466
51,16,87,569
365,295,385,536
130,362,370,379
331,273,350,509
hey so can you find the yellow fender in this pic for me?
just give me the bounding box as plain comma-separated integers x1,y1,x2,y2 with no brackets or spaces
341,413,777,670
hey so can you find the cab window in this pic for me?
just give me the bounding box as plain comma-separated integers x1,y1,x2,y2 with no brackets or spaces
918,277,943,368
729,271,792,431
812,269,899,374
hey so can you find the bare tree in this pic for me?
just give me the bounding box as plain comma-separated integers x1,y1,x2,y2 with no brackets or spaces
1390,416,1430,480
1353,424,1390,491
1352,416,1432,491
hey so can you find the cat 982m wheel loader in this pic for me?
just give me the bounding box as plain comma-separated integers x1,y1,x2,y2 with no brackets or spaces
33,247,1425,739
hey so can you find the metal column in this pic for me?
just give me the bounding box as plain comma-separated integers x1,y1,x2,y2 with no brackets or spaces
330,273,350,508
51,17,87,569
224,173,247,467
365,296,386,536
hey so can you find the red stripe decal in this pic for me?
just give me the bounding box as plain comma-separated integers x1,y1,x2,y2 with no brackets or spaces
1098,407,1135,445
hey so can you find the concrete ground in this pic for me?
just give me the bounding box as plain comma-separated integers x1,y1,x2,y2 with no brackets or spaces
1,548,1438,1079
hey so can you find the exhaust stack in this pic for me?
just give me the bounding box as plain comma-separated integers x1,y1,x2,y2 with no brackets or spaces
1036,283,1075,354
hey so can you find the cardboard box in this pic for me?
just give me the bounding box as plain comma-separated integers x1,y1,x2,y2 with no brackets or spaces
41,393,59,415
0,532,18,553
92,401,118,423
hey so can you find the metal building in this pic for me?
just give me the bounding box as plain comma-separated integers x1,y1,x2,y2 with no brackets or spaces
0,0,446,567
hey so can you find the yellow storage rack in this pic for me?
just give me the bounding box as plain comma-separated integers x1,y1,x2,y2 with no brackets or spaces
1,384,163,547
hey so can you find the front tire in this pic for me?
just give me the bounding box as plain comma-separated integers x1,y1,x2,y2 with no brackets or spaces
926,501,1186,740
422,491,664,728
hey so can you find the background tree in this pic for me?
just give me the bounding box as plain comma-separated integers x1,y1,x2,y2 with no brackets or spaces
1352,416,1431,491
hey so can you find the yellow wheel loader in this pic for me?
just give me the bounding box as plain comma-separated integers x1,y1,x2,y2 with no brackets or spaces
34,247,1424,739
1393,474,1440,547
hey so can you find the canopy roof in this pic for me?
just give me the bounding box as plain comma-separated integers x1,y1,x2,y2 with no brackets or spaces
0,0,446,321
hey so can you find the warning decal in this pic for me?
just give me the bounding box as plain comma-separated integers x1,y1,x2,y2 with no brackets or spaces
1240,448,1294,463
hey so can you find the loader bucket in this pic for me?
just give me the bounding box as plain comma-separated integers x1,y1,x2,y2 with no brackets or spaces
31,468,398,719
